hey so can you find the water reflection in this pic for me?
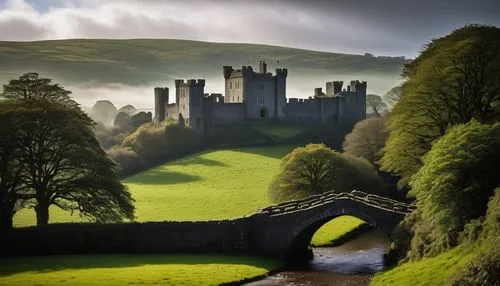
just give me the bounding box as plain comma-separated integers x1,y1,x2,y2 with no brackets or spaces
246,230,389,286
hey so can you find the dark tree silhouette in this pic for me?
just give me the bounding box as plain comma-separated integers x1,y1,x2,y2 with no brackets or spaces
0,73,135,225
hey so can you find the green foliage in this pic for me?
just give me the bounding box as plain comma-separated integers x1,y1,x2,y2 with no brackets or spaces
1,72,78,108
269,144,384,202
0,100,135,225
108,147,145,177
366,94,388,116
481,187,500,241
121,122,200,174
343,116,388,164
0,72,134,226
450,246,500,286
381,25,500,187
408,121,500,256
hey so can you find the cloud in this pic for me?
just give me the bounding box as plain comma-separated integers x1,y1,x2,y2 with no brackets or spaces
0,0,499,57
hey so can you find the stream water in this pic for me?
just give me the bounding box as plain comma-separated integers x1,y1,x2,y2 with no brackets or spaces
246,230,389,286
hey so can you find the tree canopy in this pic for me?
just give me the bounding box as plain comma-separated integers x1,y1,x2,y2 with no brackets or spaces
383,85,402,109
366,94,388,117
0,73,135,228
407,120,500,257
343,116,388,165
268,144,384,202
381,25,500,187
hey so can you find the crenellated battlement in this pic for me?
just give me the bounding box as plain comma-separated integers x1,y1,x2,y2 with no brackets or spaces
175,79,206,87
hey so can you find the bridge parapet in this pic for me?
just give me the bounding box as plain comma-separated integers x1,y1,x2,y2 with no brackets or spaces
258,190,415,216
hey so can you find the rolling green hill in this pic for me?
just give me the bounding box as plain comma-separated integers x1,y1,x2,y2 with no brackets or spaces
0,39,407,97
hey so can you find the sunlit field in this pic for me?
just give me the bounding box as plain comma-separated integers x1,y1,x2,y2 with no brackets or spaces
9,145,366,285
0,254,283,286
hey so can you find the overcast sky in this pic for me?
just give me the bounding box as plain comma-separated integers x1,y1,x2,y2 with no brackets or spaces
1,0,499,58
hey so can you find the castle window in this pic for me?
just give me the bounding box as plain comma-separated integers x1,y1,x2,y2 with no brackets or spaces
230,82,232,89
260,95,264,105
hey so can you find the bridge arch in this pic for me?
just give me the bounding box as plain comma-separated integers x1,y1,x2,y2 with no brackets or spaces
285,208,382,261
253,191,413,262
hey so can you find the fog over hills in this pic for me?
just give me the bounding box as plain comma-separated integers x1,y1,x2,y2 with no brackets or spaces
0,39,408,108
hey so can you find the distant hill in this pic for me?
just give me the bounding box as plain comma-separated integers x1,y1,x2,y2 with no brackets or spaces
0,39,409,103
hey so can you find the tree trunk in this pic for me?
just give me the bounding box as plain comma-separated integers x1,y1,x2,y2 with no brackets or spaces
35,199,50,226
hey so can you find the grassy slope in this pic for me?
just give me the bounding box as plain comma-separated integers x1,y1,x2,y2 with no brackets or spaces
14,145,362,243
0,254,283,286
13,145,291,224
0,39,407,95
371,244,477,286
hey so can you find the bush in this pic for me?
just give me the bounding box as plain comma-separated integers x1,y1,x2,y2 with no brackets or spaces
409,121,500,257
117,122,201,176
269,143,385,202
108,147,145,177
451,247,500,286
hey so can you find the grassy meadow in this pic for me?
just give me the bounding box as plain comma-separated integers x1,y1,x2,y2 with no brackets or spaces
14,144,364,242
0,254,283,286
9,145,366,285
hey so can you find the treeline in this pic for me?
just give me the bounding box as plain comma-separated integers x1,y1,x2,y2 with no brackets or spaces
373,24,500,283
276,25,500,283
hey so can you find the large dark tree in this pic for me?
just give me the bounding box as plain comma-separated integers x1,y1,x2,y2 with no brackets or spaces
0,108,25,229
381,25,500,187
2,72,78,108
1,73,134,225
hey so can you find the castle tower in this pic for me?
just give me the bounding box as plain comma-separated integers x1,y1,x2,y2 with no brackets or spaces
154,87,169,122
333,81,343,94
274,68,288,119
175,79,205,137
259,60,267,74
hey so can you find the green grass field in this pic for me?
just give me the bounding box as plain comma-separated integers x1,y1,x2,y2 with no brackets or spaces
249,122,311,139
0,254,283,286
311,216,366,246
371,244,477,286
9,145,365,285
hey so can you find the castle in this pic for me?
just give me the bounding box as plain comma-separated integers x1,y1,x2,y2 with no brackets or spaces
154,61,366,136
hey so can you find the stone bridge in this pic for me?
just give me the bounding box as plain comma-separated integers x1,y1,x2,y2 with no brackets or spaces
248,190,414,260
1,191,414,262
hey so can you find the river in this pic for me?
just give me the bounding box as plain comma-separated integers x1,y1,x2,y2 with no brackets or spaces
246,230,389,286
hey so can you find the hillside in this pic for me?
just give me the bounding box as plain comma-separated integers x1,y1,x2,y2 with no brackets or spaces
0,39,408,106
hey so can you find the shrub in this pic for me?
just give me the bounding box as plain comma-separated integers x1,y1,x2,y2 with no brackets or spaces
451,247,500,286
108,147,145,177
269,144,384,202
